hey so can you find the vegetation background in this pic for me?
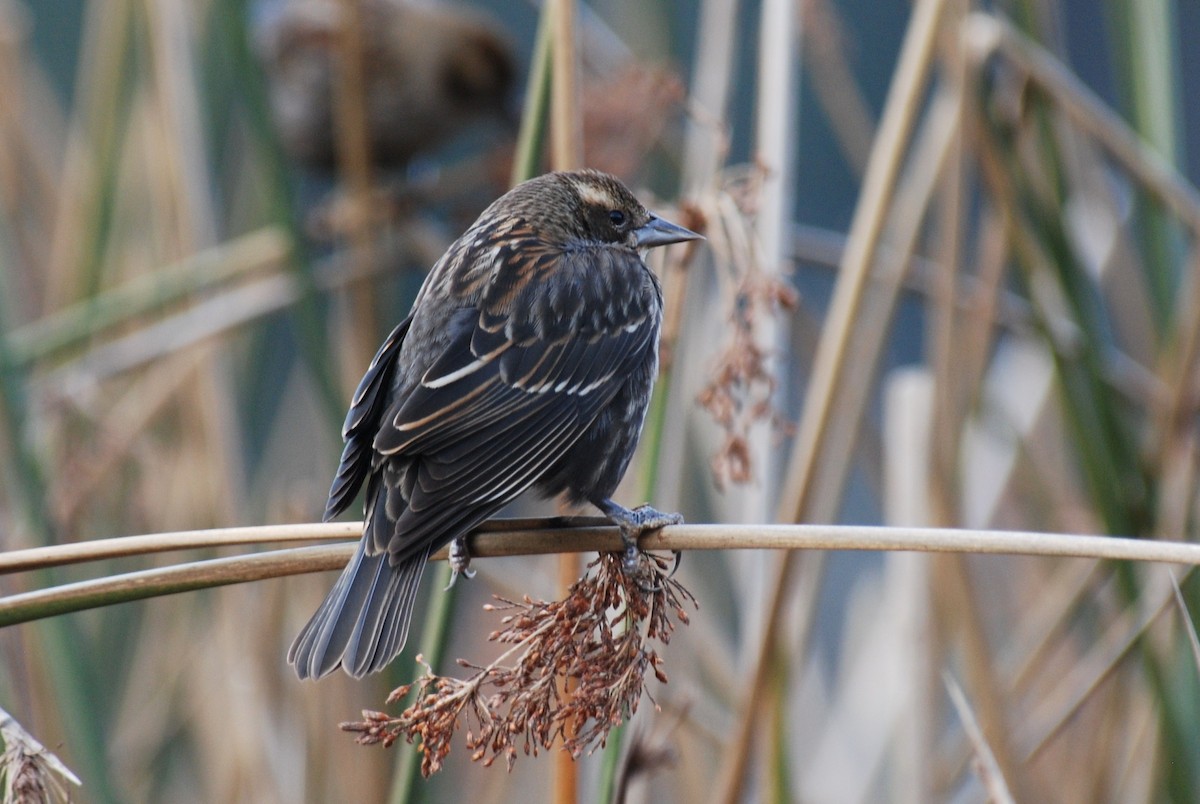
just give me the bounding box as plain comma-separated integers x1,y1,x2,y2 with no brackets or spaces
2,0,1200,801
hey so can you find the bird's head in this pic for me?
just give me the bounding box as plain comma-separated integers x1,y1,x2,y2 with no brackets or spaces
503,170,704,252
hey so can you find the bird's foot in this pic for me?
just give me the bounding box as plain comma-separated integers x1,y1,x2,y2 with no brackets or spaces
593,499,683,590
444,534,476,590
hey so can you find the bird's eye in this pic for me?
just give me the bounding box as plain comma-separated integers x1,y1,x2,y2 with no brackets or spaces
608,209,626,227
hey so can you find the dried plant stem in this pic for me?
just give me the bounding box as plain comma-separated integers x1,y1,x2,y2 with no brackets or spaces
333,0,379,387
937,554,1025,795
943,673,1016,804
7,227,289,367
545,3,581,798
555,544,580,804
776,0,948,524
961,14,1200,232
928,0,970,525
681,0,737,190
45,0,133,309
511,6,552,186
720,0,951,799
8,522,1200,627
0,521,362,573
1018,570,1182,763
549,0,581,171
962,15,1200,514
1005,560,1102,693
387,563,457,804
0,544,352,626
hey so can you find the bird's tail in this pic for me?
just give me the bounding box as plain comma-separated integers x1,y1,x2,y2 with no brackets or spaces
288,538,430,680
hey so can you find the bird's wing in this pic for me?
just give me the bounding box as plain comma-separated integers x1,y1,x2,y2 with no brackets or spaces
371,241,660,560
324,314,413,520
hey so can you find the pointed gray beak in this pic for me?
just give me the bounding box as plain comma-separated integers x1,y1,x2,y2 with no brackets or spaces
634,214,704,249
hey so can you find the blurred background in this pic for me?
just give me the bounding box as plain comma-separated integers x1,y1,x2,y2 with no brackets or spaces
2,0,1200,801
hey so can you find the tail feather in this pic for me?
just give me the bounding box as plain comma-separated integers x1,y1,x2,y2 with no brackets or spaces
293,457,505,680
288,540,430,680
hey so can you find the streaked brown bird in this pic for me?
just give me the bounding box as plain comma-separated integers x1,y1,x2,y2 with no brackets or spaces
290,170,703,679
258,0,515,171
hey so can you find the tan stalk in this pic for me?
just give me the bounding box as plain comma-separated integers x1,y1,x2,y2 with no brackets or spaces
718,0,952,795
927,0,969,527
45,0,133,309
1019,570,1183,762
7,227,289,366
943,673,1016,804
333,0,379,390
882,370,934,802
9,522,1200,623
776,0,949,524
936,553,1027,796
145,0,241,529
736,0,800,794
1004,560,1103,693
1169,570,1200,672
801,0,875,175
0,8,54,290
549,0,581,172
546,2,581,800
56,349,210,524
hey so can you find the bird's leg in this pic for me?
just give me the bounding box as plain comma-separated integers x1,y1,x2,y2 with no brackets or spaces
592,498,683,576
444,534,476,590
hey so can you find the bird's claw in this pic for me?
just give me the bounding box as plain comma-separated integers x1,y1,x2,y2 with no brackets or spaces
592,498,683,592
444,535,476,590
628,503,685,531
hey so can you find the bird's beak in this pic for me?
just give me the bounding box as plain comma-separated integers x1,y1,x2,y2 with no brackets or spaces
634,214,704,249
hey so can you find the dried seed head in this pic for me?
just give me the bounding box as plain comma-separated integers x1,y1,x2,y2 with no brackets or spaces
339,552,697,775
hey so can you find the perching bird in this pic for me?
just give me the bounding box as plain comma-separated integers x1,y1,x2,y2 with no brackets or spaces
257,0,515,172
290,170,703,679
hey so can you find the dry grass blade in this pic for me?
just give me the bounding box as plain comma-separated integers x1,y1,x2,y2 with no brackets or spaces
1168,571,1200,675
777,0,949,523
40,274,301,391
0,705,81,803
7,227,290,367
802,0,875,174
962,14,1200,231
1004,559,1102,693
942,673,1016,804
549,0,581,171
332,0,380,381
1019,571,1183,762
722,5,987,794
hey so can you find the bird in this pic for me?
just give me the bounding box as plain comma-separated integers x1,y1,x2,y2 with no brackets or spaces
289,169,704,680
257,0,515,172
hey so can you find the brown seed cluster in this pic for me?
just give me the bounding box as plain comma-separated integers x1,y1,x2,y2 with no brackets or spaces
341,553,696,777
695,167,798,489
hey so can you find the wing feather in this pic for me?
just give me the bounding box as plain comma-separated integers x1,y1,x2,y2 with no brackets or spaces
325,315,412,520
365,244,661,561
